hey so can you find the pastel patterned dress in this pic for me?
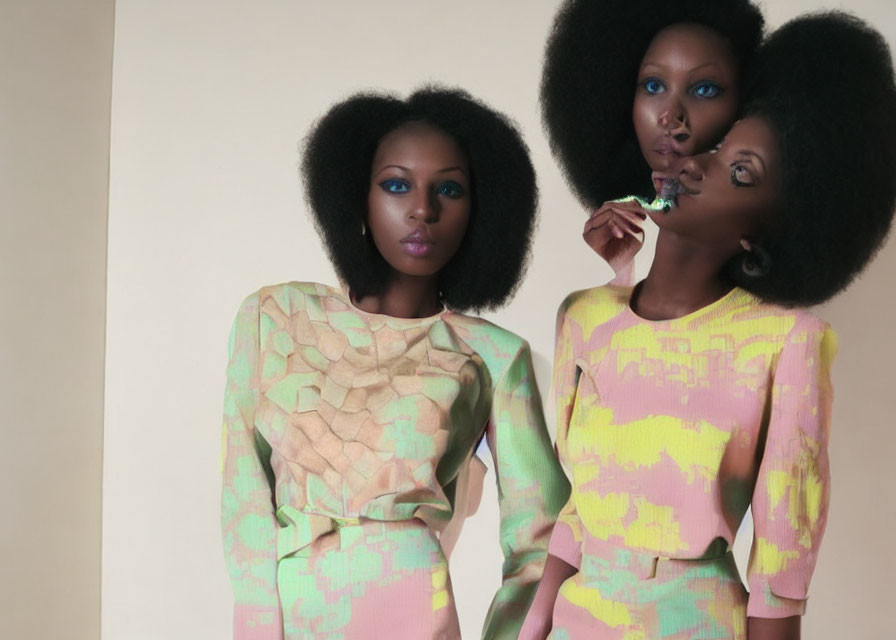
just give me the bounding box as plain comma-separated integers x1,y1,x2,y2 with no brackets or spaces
221,282,570,640
546,285,835,639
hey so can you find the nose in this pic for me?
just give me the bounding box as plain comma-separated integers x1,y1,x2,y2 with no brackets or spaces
679,156,704,182
408,187,440,223
658,97,689,137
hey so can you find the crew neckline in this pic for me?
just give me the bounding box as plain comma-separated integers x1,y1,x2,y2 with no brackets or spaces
624,282,744,324
341,287,449,323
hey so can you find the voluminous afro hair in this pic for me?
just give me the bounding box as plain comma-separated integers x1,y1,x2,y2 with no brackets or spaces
542,0,764,206
726,12,896,306
301,87,537,313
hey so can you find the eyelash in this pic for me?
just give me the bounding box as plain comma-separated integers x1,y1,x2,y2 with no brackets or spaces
692,82,723,99
730,165,752,187
639,79,724,99
640,78,664,94
378,179,466,199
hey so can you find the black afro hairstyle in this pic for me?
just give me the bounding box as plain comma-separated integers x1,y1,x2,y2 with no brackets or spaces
725,12,896,306
542,0,764,206
301,86,537,313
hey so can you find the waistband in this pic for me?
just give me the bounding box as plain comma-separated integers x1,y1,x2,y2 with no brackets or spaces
581,535,732,580
275,506,427,560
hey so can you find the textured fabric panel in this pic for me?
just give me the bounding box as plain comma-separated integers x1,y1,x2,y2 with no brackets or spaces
221,282,569,639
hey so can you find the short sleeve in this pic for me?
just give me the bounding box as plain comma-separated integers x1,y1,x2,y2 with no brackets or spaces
747,317,837,618
220,293,284,639
546,301,585,568
480,341,571,640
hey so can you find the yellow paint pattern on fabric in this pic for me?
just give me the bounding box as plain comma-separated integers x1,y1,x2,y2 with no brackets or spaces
432,567,448,610
561,580,633,629
612,313,790,374
767,460,824,534
569,405,730,485
624,498,687,554
575,491,629,540
754,537,799,575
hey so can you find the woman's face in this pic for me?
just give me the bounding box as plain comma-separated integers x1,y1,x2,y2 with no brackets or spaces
633,23,740,185
367,121,471,280
653,115,780,251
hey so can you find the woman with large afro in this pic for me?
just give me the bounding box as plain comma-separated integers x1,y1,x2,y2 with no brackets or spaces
220,87,570,640
522,11,896,640
542,0,765,278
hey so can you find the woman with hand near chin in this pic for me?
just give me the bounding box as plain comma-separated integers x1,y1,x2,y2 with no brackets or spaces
522,12,896,640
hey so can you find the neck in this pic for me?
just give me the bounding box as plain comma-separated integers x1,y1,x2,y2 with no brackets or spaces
634,231,736,321
351,272,442,318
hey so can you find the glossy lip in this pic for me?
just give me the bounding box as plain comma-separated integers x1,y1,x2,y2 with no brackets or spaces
652,139,686,156
400,229,435,257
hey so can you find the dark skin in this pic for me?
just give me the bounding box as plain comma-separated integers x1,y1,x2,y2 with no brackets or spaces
353,121,471,318
583,23,741,277
521,117,800,640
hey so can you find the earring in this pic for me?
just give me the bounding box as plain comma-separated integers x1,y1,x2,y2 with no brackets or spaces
739,239,771,277
361,220,367,236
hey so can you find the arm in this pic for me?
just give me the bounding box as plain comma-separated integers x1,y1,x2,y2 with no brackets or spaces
221,293,284,640
746,317,837,629
748,615,800,640
480,341,571,640
519,300,585,638
518,554,578,640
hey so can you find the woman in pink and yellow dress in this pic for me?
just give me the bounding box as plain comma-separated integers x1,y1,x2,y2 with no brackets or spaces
522,12,896,640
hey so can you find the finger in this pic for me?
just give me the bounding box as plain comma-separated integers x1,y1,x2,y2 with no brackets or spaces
608,221,625,239
583,213,614,234
608,211,645,237
612,202,650,220
610,207,648,226
586,208,615,224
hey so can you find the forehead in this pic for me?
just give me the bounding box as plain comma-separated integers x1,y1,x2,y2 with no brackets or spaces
725,117,779,155
373,121,467,167
642,23,737,71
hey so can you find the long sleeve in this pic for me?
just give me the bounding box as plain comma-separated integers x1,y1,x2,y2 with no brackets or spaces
481,342,571,640
546,298,585,569
221,293,284,639
747,317,837,618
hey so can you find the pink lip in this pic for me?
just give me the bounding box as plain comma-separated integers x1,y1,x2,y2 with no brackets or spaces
400,229,434,257
653,141,684,156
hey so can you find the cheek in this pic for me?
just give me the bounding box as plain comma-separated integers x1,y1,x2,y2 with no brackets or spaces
689,98,739,151
632,96,656,143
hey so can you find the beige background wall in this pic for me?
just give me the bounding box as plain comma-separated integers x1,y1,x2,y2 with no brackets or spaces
0,1,113,638
96,0,893,638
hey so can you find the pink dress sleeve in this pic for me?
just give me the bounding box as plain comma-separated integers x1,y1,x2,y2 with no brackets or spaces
221,293,284,639
546,297,584,569
747,316,837,618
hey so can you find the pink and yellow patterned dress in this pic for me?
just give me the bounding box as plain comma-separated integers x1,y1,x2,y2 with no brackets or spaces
546,285,835,639
221,282,569,640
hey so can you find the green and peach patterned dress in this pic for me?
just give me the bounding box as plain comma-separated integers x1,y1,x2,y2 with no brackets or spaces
545,285,835,639
221,282,569,640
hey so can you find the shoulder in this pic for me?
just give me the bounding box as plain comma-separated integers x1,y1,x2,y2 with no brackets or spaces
242,281,346,317
729,290,834,339
443,312,528,361
728,291,837,363
558,285,630,327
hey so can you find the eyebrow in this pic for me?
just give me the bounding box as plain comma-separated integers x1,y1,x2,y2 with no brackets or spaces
373,164,467,177
735,150,766,173
639,61,727,74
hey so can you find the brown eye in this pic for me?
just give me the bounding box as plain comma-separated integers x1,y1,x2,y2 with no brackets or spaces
729,165,754,187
